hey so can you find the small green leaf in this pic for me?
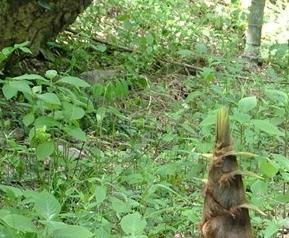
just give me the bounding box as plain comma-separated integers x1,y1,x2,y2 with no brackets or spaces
57,76,90,88
177,49,193,57
96,107,107,123
162,133,177,142
45,70,58,79
36,141,55,160
53,225,93,238
37,0,52,10
120,212,147,235
2,83,18,99
200,67,215,81
38,93,61,105
238,96,257,112
19,47,32,54
23,112,35,127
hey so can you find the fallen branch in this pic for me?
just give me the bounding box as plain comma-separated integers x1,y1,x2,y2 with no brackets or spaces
162,60,289,85
66,28,135,53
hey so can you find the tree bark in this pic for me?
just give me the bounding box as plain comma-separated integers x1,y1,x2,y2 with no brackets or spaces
244,0,266,62
0,0,93,54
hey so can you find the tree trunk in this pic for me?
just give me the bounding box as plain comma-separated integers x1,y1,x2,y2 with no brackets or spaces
0,0,93,54
244,0,266,62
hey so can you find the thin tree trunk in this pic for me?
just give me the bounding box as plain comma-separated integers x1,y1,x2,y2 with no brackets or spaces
244,0,266,61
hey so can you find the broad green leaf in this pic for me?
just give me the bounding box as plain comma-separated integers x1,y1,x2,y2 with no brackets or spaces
232,111,250,124
53,225,93,238
263,220,281,238
23,112,35,127
275,192,289,203
2,83,17,99
200,110,217,127
0,209,12,218
1,47,14,57
0,225,17,238
34,116,60,128
13,74,47,82
36,141,55,160
1,214,36,233
265,89,288,105
33,191,61,220
95,227,110,238
38,93,61,105
120,212,147,235
64,126,87,141
251,119,283,136
238,96,257,112
9,80,32,94
0,185,23,198
63,102,85,120
273,154,289,171
57,76,90,88
95,186,106,205
111,197,131,214
259,160,278,178
250,180,267,195
44,221,68,233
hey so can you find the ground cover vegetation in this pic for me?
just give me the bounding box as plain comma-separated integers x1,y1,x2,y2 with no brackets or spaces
0,0,288,237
